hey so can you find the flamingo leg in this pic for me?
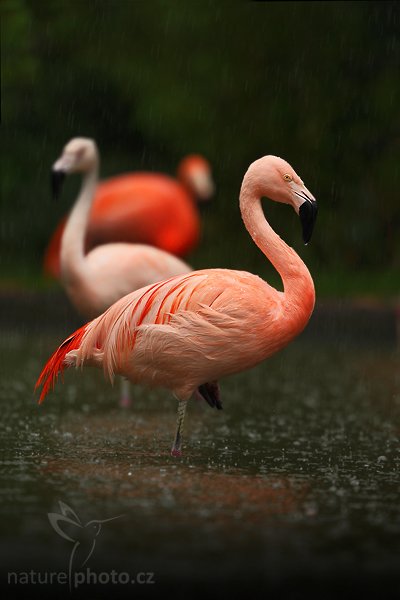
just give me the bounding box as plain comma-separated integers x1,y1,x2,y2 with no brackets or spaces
119,378,131,408
171,400,188,457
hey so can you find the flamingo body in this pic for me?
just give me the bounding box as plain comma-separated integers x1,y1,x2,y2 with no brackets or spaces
61,242,192,320
37,266,314,405
37,154,318,453
44,156,213,279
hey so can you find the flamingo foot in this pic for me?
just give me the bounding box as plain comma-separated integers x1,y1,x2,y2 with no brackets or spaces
197,381,222,409
119,395,131,408
170,447,183,458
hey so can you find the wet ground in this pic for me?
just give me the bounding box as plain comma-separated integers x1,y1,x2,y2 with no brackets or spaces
0,292,399,599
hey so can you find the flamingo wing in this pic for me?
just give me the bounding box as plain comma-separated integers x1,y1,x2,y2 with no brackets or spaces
35,268,282,403
75,270,238,379
35,270,241,402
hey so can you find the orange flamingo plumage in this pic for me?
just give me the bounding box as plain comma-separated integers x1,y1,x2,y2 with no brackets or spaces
36,155,318,455
43,153,214,279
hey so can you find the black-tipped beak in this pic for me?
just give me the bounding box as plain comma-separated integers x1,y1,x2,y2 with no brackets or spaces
51,169,66,200
299,199,318,244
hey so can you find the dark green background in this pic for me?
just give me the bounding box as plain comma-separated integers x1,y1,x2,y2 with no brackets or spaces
2,0,399,295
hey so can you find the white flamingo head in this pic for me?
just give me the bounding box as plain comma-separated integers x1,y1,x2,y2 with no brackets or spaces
52,137,99,199
242,155,318,244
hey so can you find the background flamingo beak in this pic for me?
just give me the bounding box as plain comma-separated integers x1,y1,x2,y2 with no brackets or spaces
51,169,66,200
299,198,318,244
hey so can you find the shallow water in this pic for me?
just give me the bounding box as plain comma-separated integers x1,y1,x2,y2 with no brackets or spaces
0,320,399,598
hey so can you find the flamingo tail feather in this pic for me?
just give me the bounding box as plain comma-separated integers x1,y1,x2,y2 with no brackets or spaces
35,325,87,404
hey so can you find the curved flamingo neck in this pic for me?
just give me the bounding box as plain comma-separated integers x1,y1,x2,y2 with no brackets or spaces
60,165,98,282
239,181,315,325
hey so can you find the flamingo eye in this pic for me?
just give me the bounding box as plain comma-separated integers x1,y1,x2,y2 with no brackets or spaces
283,174,293,182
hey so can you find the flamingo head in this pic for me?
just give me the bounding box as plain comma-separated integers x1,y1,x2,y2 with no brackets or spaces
178,154,215,202
51,138,99,200
244,155,318,244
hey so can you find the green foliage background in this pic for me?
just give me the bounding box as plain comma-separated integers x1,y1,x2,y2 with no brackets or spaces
2,0,399,295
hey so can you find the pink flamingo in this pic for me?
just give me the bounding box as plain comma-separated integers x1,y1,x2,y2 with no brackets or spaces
43,154,214,279
51,137,192,404
36,155,317,455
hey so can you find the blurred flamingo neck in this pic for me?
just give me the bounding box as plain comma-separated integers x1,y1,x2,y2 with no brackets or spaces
60,167,98,280
239,185,315,315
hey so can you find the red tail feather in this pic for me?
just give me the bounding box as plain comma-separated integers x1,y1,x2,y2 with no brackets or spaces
35,325,87,404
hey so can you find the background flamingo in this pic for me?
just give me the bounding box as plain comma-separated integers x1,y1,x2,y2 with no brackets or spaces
51,137,192,404
43,154,214,279
36,155,318,455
